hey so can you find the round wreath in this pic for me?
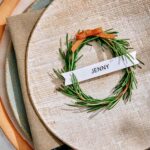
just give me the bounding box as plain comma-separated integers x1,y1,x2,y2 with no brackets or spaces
53,27,139,112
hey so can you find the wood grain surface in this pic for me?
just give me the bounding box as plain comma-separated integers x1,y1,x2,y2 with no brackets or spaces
26,0,150,149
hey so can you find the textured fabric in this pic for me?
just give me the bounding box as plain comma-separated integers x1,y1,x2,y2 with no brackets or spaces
7,10,62,150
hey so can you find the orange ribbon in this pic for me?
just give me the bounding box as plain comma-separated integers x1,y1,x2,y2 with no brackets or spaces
71,27,116,52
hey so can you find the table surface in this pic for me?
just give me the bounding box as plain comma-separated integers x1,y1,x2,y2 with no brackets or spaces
0,129,15,150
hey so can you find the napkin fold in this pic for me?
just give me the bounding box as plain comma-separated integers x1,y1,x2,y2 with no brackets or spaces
7,10,63,150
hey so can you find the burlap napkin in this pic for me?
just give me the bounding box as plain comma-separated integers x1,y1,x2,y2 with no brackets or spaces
7,10,63,150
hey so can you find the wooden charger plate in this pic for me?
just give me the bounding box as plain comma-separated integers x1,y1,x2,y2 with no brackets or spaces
26,0,150,149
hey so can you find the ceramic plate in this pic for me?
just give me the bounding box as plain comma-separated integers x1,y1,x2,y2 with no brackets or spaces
5,44,32,140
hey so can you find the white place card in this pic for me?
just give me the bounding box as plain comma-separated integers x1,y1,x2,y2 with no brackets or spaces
62,51,139,86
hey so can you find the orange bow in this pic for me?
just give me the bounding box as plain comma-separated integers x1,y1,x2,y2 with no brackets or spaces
71,27,116,52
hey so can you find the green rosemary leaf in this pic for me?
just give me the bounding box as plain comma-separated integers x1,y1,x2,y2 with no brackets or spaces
137,58,145,65
75,55,83,63
66,33,69,49
59,48,66,60
107,99,119,110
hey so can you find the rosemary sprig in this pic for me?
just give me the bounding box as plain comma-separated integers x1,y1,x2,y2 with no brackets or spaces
53,29,138,112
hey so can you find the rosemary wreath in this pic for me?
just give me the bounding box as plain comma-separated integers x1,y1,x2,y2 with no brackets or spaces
53,27,139,112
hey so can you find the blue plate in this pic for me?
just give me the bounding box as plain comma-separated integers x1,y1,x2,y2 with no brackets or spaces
5,45,32,140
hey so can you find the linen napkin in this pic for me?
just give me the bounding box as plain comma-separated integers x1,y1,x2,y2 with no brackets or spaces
7,10,63,150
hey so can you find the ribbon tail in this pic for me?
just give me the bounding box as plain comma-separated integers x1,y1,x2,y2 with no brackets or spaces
72,39,84,52
0,25,5,41
98,32,117,39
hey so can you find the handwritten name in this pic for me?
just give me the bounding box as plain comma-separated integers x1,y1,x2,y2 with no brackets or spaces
92,64,109,74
